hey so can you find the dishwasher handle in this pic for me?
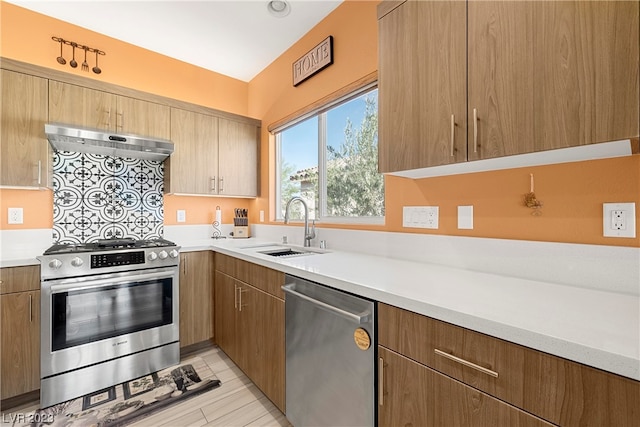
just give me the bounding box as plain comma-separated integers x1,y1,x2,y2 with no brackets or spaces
282,284,370,324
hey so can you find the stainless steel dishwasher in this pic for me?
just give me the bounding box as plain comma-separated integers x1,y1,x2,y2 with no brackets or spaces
283,274,375,427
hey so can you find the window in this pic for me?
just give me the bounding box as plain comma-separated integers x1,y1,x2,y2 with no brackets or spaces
275,86,384,223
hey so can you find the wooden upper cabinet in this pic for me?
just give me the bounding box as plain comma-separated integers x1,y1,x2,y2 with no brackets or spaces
166,113,258,197
218,118,258,197
378,0,640,173
49,80,116,130
467,1,535,160
378,0,466,172
116,96,170,140
166,108,219,194
49,81,170,140
1,70,49,187
532,0,639,150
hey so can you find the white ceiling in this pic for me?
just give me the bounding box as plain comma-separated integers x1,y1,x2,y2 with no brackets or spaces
8,0,343,82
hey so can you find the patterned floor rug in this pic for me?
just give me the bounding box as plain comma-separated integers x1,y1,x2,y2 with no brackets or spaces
20,357,220,427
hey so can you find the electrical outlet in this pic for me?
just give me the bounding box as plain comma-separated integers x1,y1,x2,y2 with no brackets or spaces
603,203,636,238
8,207,23,224
403,206,439,229
260,210,265,222
177,210,186,223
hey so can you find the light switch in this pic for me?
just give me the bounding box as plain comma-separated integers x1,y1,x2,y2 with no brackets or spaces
458,205,473,229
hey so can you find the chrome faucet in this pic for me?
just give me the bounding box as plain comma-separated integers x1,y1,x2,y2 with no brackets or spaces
284,196,316,247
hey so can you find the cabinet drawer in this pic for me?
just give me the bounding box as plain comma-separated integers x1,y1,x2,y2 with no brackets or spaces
0,265,40,294
215,253,284,299
378,303,640,426
379,346,552,427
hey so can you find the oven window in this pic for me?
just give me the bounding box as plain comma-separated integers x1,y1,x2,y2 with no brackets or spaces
51,278,173,351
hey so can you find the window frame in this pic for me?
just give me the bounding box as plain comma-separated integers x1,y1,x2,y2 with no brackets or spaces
273,81,384,225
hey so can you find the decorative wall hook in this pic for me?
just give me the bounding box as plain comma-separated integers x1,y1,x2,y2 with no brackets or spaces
523,173,543,216
52,37,105,74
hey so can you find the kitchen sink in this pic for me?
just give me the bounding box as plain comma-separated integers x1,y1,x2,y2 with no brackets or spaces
258,247,318,258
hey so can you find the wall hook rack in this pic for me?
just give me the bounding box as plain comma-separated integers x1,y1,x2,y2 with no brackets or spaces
51,36,105,74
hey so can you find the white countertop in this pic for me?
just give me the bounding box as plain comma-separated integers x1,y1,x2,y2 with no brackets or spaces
180,237,640,382
3,232,638,381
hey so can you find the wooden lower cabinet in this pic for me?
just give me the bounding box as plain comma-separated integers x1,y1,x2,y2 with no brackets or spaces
379,346,552,427
179,251,213,348
0,266,41,400
379,303,640,426
214,257,285,412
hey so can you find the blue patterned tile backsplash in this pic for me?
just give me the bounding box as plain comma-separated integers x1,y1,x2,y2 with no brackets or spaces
52,152,164,243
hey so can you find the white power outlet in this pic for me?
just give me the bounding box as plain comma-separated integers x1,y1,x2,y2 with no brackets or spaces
177,210,186,223
603,203,636,238
403,206,439,229
8,207,23,224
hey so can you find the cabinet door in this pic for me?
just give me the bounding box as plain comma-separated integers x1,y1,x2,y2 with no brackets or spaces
378,346,552,427
214,271,238,362
167,108,219,194
534,1,639,149
1,291,40,399
48,80,116,130
179,251,212,348
378,0,466,172
238,284,285,411
1,70,49,187
218,118,258,197
116,96,170,140
468,1,535,160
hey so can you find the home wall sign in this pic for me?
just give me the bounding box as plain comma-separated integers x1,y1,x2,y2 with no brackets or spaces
293,36,333,86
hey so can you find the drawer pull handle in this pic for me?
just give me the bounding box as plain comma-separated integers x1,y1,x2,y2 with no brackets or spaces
434,348,499,378
450,114,455,157
378,357,385,406
473,108,478,153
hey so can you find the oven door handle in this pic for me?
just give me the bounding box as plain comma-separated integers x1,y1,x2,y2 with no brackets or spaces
48,269,175,294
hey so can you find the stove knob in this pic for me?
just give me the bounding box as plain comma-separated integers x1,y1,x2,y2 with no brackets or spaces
158,250,168,260
70,257,83,267
169,249,179,259
148,251,158,261
49,259,63,270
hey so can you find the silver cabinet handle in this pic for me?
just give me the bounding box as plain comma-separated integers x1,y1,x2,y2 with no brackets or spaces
29,294,33,322
219,176,224,193
378,357,385,406
434,348,499,378
450,114,455,157
37,160,42,185
282,284,370,324
238,287,247,311
473,108,478,153
233,284,238,309
116,111,124,129
210,177,216,192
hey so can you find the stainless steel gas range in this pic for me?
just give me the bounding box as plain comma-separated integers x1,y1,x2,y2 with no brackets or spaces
37,238,180,408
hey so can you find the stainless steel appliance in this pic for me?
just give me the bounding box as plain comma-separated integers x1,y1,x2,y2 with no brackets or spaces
37,238,180,408
283,275,375,427
44,123,174,161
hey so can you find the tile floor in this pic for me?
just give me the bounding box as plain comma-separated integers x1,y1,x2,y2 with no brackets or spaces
1,345,289,427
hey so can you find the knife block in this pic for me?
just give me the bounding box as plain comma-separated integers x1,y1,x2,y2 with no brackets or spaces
233,226,250,238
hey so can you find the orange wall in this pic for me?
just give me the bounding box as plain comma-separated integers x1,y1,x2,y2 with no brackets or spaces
1,1,639,247
248,1,640,248
0,1,254,231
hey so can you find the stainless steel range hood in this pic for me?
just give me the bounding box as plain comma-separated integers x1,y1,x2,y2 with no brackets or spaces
45,123,174,161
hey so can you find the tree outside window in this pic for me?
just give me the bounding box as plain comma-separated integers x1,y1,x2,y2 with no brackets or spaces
276,87,384,223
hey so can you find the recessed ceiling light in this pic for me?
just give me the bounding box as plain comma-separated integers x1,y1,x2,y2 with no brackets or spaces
267,0,291,18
